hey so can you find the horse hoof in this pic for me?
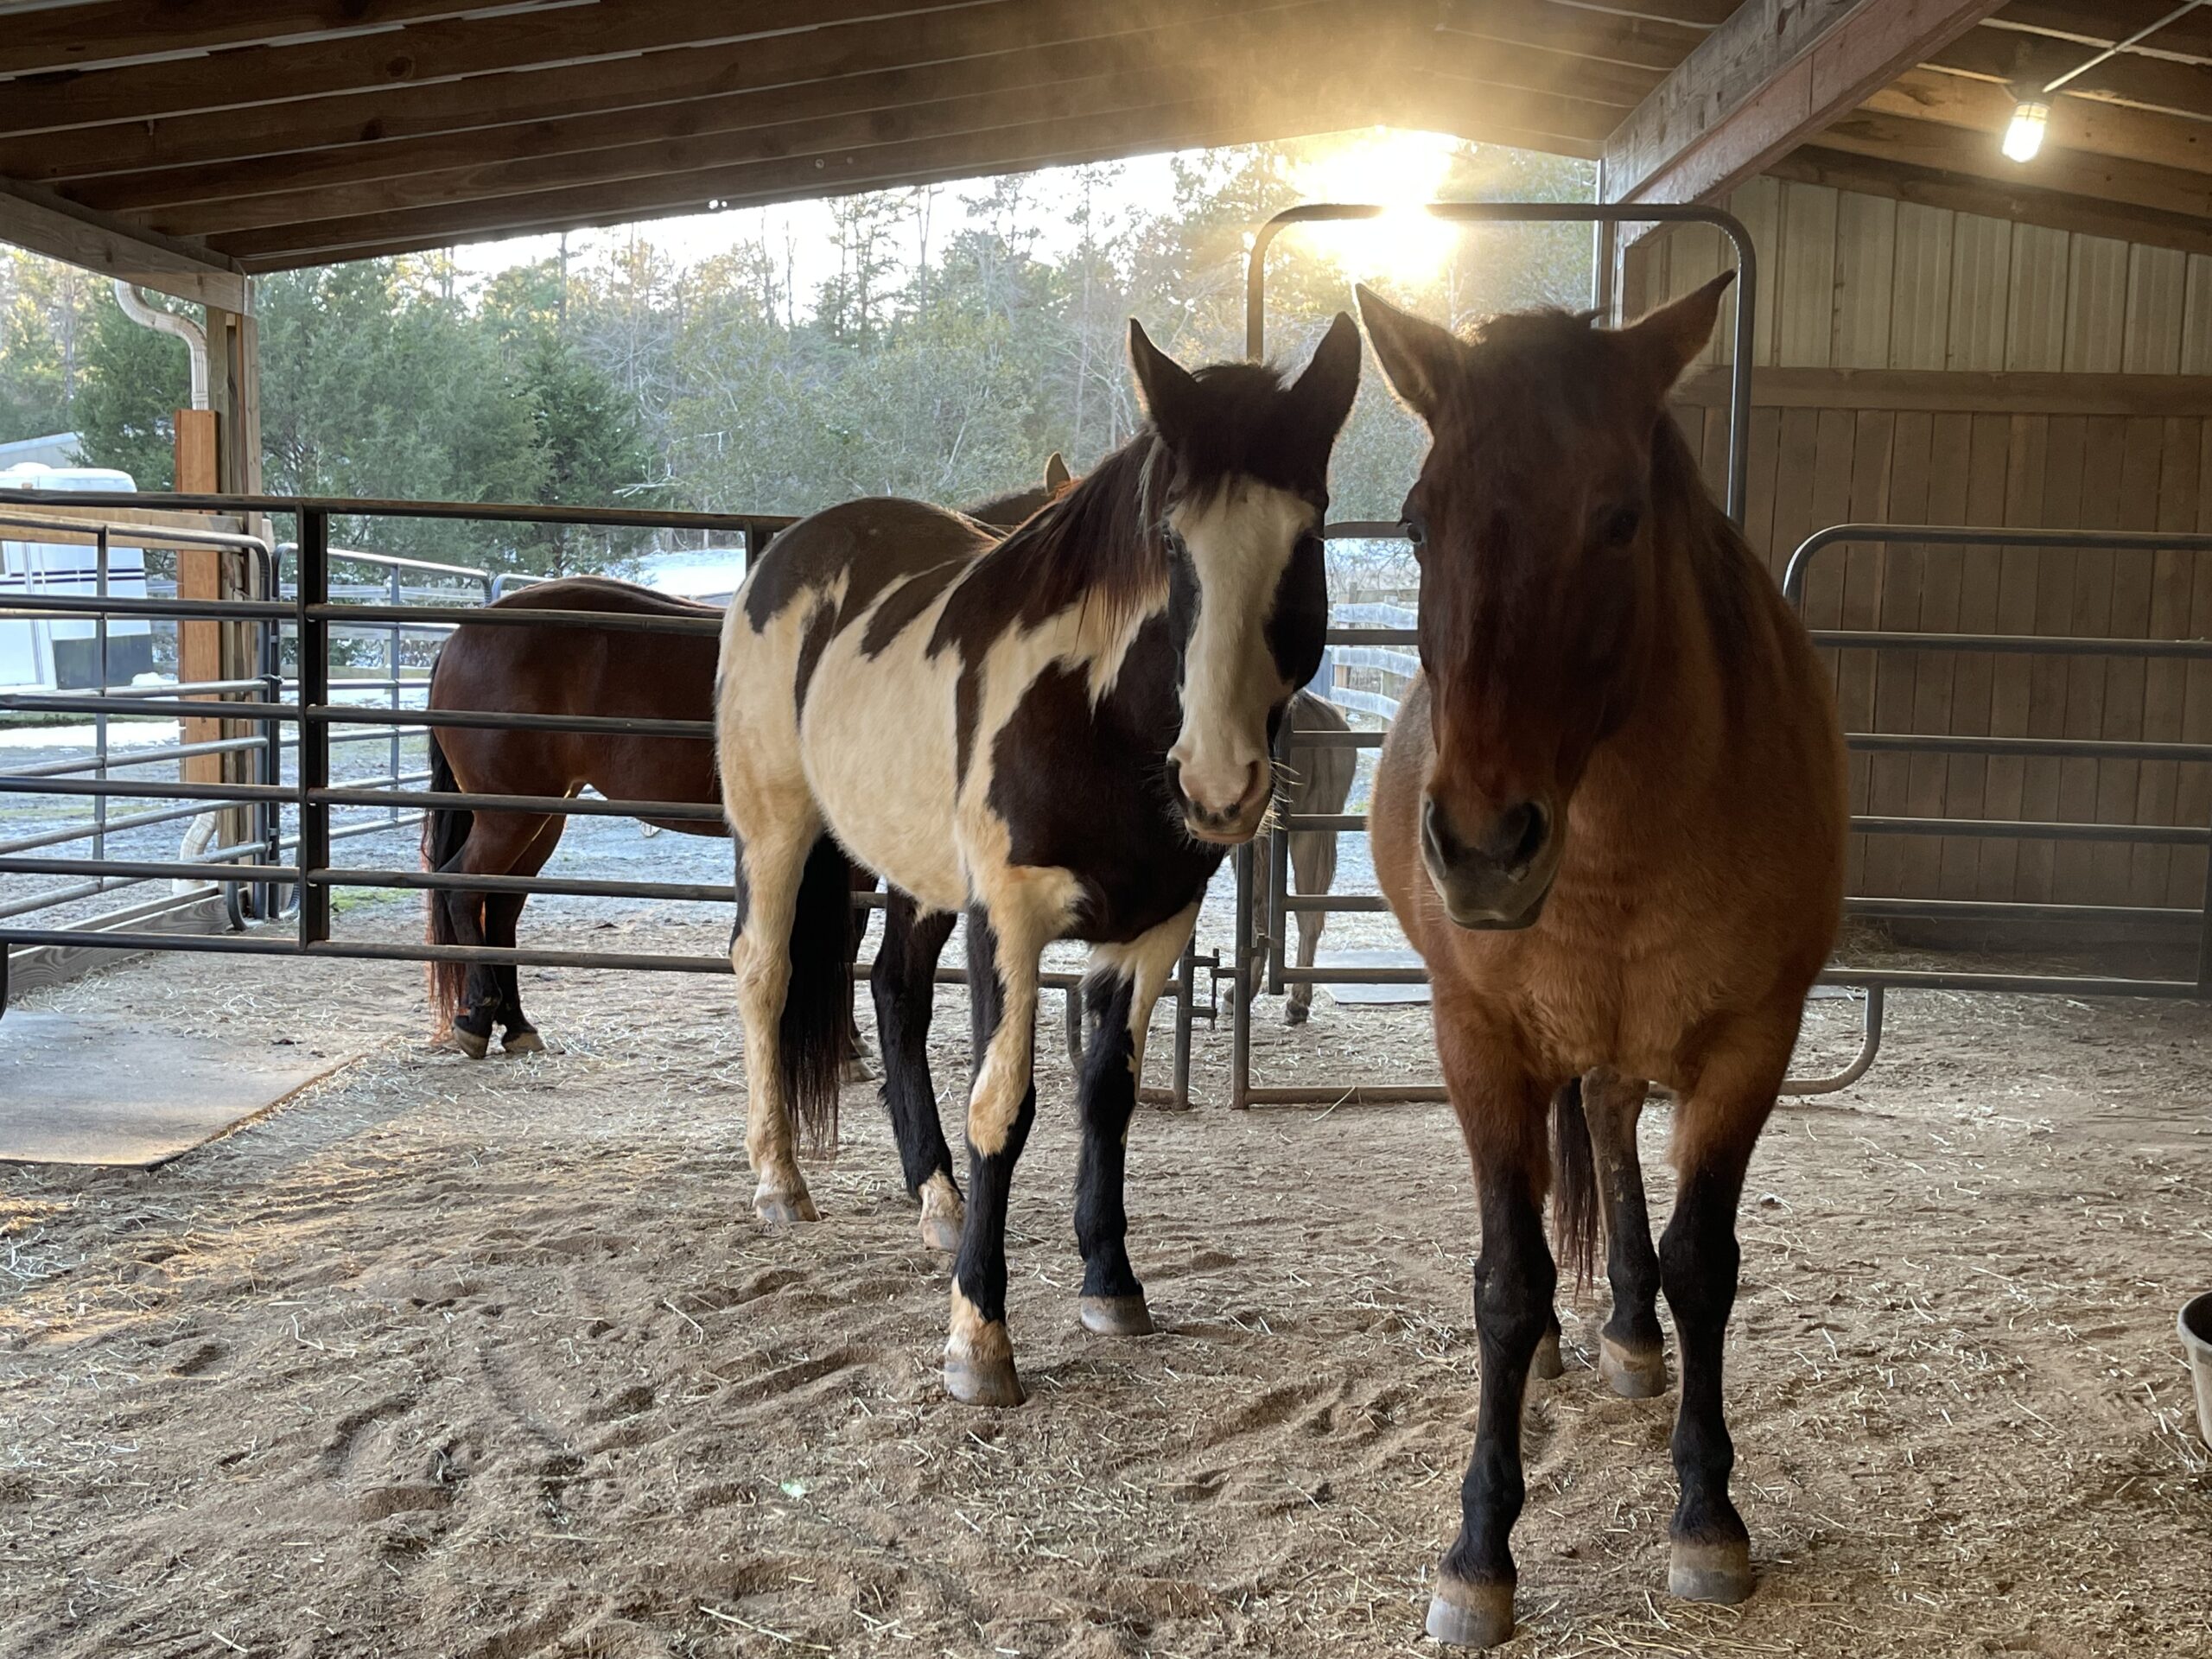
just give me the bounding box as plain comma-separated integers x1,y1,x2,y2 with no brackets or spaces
1079,1294,1155,1337
1285,1001,1310,1027
841,1056,878,1085
1424,1577,1514,1648
1599,1334,1669,1398
448,1027,490,1059
754,1190,818,1225
944,1351,1024,1407
1669,1538,1753,1605
1530,1328,1564,1381
501,1028,546,1055
918,1213,963,1254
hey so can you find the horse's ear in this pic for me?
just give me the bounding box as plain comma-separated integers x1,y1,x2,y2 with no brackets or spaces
1129,319,1201,442
1620,270,1733,394
1355,284,1460,425
1291,311,1361,438
1045,451,1071,493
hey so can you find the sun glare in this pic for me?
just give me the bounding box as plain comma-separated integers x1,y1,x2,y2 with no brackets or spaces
1287,129,1459,280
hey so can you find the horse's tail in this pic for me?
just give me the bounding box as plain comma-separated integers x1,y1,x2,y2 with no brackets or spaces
1551,1075,1599,1294
422,726,474,1033
779,834,860,1151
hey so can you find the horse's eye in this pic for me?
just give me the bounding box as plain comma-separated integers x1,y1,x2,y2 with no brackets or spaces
1402,515,1427,550
1602,505,1641,546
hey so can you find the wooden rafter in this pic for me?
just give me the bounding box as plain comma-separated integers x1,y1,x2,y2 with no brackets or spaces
1866,66,2212,175
1815,106,2212,219
65,5,1338,216
1771,141,2212,256
1925,23,2212,123
0,179,245,308
0,0,1296,183
1604,0,2011,219
207,80,1389,265
0,0,977,138
139,32,1366,239
223,89,1388,270
0,0,580,81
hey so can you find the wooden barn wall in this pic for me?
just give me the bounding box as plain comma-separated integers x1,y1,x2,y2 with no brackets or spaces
1630,180,2212,915
1666,370,2212,912
1624,176,2208,377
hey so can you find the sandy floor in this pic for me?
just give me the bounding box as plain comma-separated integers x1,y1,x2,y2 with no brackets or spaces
3,897,2210,1659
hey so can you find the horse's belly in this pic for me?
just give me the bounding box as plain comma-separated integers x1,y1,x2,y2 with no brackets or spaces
799,633,966,913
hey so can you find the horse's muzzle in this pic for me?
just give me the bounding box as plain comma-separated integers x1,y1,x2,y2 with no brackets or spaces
1421,793,1556,930
1172,758,1270,845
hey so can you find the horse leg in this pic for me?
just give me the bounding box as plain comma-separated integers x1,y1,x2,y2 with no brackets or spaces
1072,901,1198,1336
435,810,545,1058
489,815,564,1054
871,889,961,1252
730,814,825,1225
843,874,879,1084
1658,1034,1784,1607
1426,995,1554,1650
944,900,1053,1408
1579,1066,1666,1396
1286,822,1335,1026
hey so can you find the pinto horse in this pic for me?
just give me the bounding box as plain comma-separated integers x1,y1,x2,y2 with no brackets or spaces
1355,277,1846,1646
419,461,1071,1057
717,315,1359,1405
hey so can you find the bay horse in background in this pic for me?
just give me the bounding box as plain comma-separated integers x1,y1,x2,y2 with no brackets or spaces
1355,277,1846,1646
717,315,1358,1406
420,458,1073,1058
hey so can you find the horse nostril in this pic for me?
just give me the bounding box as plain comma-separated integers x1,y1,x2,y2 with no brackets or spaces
1421,797,1461,867
1490,801,1550,873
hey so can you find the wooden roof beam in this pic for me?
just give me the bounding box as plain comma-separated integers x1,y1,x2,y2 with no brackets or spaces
1771,141,2212,257
1601,0,2009,234
212,85,1396,267
133,20,1370,238
0,0,580,81
1925,24,2212,124
68,3,1339,219
0,0,981,138
0,0,1295,183
1433,0,1706,74
1814,106,2212,220
1984,1,2212,70
0,178,245,308
1866,65,2212,176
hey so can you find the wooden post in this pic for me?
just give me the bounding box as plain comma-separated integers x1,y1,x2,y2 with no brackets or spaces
205,300,261,861
174,406,221,789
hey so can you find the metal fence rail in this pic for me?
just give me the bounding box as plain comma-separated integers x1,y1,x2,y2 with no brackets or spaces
1230,198,1767,1108
1228,519,2212,1108
0,491,1207,1106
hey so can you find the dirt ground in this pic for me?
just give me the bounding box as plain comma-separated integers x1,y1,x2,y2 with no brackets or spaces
3,895,2210,1659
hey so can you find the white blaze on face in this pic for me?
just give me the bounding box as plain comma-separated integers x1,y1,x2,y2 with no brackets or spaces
1166,480,1316,823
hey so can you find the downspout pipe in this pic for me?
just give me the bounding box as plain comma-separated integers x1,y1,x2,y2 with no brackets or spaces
111,280,209,410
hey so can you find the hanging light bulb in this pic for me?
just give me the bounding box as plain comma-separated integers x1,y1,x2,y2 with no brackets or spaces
2002,99,2049,163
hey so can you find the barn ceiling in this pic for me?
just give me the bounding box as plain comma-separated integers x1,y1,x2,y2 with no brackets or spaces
0,0,2204,278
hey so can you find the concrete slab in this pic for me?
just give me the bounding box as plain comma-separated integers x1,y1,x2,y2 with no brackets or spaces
1313,948,1432,1006
0,1012,353,1167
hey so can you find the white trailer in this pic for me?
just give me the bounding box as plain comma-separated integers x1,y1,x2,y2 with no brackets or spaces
0,461,155,692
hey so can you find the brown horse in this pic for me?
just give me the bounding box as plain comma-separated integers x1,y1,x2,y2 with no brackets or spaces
1356,276,1846,1647
422,460,1071,1056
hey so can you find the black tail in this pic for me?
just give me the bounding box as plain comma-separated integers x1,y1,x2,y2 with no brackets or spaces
422,728,474,1031
1551,1075,1599,1294
781,834,860,1151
